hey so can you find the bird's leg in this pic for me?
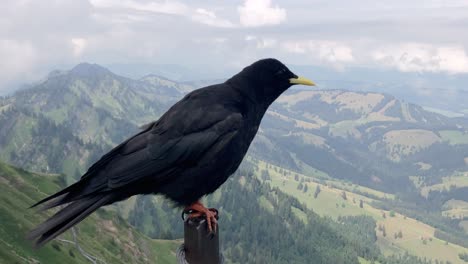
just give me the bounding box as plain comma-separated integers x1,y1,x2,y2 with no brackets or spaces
183,201,218,233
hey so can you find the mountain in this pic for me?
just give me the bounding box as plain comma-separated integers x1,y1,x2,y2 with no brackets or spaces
251,89,468,192
0,160,178,264
11,63,175,140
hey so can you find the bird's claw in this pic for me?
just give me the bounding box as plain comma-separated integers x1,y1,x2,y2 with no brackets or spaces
208,208,219,219
181,207,219,234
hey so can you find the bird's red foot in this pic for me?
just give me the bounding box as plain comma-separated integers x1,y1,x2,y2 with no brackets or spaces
182,201,219,233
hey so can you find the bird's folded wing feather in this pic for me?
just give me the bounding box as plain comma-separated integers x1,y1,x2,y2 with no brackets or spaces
106,111,243,188
80,125,153,180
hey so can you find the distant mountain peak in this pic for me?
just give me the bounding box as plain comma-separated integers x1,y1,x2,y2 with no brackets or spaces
70,63,112,77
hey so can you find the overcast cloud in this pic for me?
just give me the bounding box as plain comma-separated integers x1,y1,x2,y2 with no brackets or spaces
1,0,468,92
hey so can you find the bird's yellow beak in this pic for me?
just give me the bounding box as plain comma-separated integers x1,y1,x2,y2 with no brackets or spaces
289,76,315,86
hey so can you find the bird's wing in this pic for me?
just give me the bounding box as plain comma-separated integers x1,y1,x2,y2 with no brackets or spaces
106,111,243,189
80,124,154,180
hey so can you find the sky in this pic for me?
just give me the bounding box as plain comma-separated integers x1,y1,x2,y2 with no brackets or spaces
1,0,468,94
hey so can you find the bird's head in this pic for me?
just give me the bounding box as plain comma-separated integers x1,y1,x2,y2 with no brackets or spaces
228,58,315,105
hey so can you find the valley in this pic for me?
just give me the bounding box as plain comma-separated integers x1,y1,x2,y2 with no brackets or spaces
250,158,468,264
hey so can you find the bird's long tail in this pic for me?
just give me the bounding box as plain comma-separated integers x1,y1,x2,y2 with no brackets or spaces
28,193,114,248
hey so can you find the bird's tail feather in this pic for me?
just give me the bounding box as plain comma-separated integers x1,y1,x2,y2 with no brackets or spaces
28,193,113,248
30,180,87,209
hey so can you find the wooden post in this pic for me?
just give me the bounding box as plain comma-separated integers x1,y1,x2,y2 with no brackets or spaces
177,217,223,264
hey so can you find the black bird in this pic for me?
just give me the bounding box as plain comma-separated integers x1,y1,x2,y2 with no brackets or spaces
28,58,315,247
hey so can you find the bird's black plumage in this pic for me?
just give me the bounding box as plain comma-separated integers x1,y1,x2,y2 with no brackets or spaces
29,58,309,247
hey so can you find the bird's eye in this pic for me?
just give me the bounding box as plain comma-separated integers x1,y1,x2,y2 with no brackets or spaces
274,68,287,76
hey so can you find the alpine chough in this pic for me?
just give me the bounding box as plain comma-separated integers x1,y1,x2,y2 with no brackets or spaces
29,58,315,247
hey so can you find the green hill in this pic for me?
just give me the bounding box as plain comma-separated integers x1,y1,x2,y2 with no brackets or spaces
0,161,178,264
255,89,468,193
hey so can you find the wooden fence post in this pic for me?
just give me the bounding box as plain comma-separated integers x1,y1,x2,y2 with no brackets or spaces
177,217,223,264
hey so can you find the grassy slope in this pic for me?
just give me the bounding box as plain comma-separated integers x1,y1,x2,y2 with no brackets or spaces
252,159,468,264
439,130,468,145
443,199,468,218
0,161,179,264
420,171,468,197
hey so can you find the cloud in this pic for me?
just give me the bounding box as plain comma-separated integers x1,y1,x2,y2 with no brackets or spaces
238,0,286,27
71,38,87,57
371,43,468,74
282,40,354,69
281,39,468,74
192,8,235,28
256,38,277,49
89,0,189,15
245,35,277,49
91,1,236,28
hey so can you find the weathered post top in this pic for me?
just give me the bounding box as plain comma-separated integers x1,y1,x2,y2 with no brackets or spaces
177,217,223,264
